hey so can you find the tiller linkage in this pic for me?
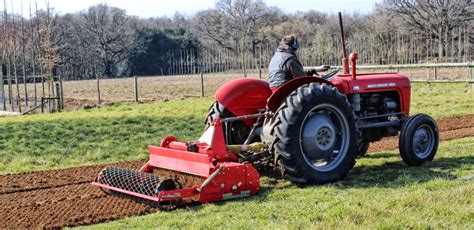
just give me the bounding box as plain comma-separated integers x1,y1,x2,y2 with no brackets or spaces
92,118,263,209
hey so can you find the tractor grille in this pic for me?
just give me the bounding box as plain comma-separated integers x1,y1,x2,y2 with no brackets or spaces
98,167,161,197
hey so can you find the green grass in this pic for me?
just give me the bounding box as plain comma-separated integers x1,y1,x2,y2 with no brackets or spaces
0,98,212,174
410,82,473,118
77,137,474,229
0,83,472,174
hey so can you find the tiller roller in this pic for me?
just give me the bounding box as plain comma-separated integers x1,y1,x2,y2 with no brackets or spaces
92,118,262,208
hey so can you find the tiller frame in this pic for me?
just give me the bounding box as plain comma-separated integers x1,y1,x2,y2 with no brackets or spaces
92,118,261,207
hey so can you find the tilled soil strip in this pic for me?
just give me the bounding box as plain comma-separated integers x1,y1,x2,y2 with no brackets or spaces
1,114,473,229
0,161,145,195
369,114,474,152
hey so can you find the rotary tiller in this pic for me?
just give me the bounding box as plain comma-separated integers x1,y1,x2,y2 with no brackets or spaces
92,118,263,209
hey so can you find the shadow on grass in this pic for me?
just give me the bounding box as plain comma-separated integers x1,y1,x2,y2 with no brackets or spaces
255,153,473,190
107,153,473,212
264,154,471,196
188,154,474,211
363,152,398,159
338,154,473,189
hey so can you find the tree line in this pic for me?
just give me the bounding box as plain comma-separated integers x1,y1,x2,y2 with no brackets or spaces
1,0,473,81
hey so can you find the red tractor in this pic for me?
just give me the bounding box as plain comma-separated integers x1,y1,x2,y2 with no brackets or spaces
92,13,439,208
205,53,438,184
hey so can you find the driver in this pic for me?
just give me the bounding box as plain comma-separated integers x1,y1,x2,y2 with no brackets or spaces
268,35,317,92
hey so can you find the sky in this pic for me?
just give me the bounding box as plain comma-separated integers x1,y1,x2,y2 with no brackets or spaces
4,0,380,18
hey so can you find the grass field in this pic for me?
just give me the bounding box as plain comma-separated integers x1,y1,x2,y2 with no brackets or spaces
0,82,473,228
0,98,210,174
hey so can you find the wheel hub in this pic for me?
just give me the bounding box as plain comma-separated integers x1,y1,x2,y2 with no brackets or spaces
317,127,333,147
301,114,338,160
226,121,250,144
413,125,434,158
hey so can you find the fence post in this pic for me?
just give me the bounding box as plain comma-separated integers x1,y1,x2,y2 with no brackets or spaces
468,65,472,80
468,65,474,90
134,76,139,102
0,92,3,111
200,72,204,97
434,66,438,80
10,94,14,112
59,75,64,110
50,77,55,113
96,74,101,104
259,68,262,79
55,83,60,112
40,97,44,113
0,64,4,111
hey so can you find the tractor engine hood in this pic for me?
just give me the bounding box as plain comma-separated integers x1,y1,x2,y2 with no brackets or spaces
329,73,411,115
329,73,410,94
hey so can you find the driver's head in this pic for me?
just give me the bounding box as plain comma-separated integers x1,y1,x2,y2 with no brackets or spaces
280,35,300,51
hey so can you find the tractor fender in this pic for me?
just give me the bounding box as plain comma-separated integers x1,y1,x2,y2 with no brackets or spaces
267,77,336,112
215,78,272,119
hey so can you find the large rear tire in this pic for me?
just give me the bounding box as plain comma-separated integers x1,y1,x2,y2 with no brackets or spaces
399,114,439,166
204,101,250,145
204,101,225,130
269,83,358,184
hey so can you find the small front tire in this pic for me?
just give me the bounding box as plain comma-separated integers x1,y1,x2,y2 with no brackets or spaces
399,114,439,166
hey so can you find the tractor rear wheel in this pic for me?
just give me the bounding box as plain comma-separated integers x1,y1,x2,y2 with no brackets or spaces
399,114,439,166
204,101,250,144
269,83,358,184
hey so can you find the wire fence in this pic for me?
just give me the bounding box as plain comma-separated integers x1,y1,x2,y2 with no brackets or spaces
1,63,473,114
0,75,63,114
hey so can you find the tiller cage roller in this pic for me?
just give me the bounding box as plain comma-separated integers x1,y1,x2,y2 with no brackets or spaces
92,118,261,209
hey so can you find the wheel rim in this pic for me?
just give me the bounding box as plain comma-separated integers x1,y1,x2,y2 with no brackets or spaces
413,124,435,159
299,103,351,172
225,120,250,144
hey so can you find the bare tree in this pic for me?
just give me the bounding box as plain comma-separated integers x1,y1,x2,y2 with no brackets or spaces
20,0,28,107
3,0,13,111
378,0,474,57
194,9,234,51
194,0,281,53
10,0,21,112
82,4,134,77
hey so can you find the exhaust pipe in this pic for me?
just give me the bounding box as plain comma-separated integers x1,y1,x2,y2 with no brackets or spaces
338,12,349,75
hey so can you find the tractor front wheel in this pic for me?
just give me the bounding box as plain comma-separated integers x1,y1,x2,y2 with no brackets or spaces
399,114,439,166
269,83,358,184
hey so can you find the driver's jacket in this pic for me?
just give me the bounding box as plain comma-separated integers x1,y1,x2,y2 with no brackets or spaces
268,46,307,89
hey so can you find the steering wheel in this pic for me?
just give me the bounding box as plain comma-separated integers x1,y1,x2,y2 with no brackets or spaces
321,68,340,80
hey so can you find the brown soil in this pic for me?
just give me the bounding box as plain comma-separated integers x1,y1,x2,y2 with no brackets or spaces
0,114,473,229
0,161,145,195
369,114,474,152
